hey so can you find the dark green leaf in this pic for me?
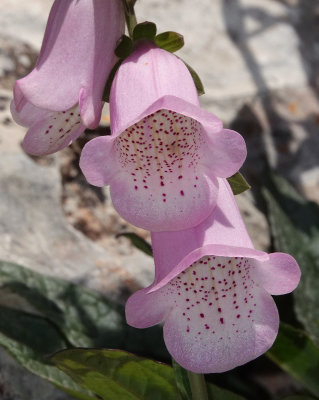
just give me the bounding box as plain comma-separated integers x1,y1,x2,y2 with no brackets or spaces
102,60,123,103
115,35,133,59
53,349,177,400
133,22,157,41
267,324,319,397
154,32,184,53
227,172,251,195
182,61,205,96
172,359,192,400
0,260,168,361
262,174,319,345
0,306,94,400
172,359,246,400
116,232,153,257
280,396,316,400
207,383,246,400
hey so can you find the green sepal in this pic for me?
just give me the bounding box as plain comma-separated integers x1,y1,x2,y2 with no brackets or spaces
181,60,205,96
102,59,123,103
133,21,157,42
114,35,133,59
154,31,184,53
227,172,251,195
116,232,153,257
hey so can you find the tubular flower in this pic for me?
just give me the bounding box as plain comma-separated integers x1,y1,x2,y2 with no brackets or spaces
125,179,301,373
80,43,247,232
11,0,124,155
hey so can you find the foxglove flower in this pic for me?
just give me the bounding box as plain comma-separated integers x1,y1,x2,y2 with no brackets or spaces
80,43,247,232
126,179,300,373
11,0,124,155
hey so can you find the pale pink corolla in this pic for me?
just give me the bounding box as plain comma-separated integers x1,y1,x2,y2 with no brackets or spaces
126,179,300,373
80,43,247,232
11,0,124,155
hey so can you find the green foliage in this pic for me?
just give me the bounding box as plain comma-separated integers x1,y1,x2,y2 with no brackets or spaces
281,397,316,400
53,349,178,400
53,349,247,400
263,173,319,345
227,172,250,195
267,324,319,397
0,260,167,359
116,232,153,256
154,32,184,53
172,359,246,400
0,306,94,399
133,21,157,41
207,383,246,400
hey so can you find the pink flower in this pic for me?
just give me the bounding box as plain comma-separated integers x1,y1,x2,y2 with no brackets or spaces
80,43,247,232
125,178,300,373
11,0,124,155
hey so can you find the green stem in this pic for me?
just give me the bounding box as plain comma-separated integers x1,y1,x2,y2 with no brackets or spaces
121,0,138,39
187,371,209,400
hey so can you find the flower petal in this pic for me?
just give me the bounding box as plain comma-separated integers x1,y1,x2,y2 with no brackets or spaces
15,0,124,127
79,135,117,186
110,43,200,136
163,285,278,373
203,129,247,178
255,252,301,295
23,104,85,155
126,255,279,373
10,98,49,128
125,286,169,329
110,109,221,231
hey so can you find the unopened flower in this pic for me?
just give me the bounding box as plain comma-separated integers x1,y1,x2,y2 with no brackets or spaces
126,179,300,373
80,43,246,231
11,0,124,155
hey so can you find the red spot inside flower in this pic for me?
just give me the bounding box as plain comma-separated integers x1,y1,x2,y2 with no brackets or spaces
200,313,204,318
220,318,224,324
180,190,184,196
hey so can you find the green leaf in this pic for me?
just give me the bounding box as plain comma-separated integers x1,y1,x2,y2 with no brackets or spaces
115,35,134,59
227,172,251,195
207,383,246,400
0,260,168,361
154,32,184,53
172,359,192,400
182,61,205,96
52,349,178,400
280,396,316,400
0,305,94,400
267,324,319,397
262,173,319,345
102,59,123,103
172,359,246,400
116,232,153,257
133,22,157,41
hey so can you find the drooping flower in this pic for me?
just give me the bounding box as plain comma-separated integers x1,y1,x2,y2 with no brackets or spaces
80,43,247,232
11,0,124,155
125,178,300,373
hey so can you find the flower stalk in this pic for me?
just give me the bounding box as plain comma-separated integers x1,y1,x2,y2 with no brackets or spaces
122,0,137,38
187,371,209,400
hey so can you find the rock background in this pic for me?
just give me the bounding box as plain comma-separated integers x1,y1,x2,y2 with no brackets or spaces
0,0,318,398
